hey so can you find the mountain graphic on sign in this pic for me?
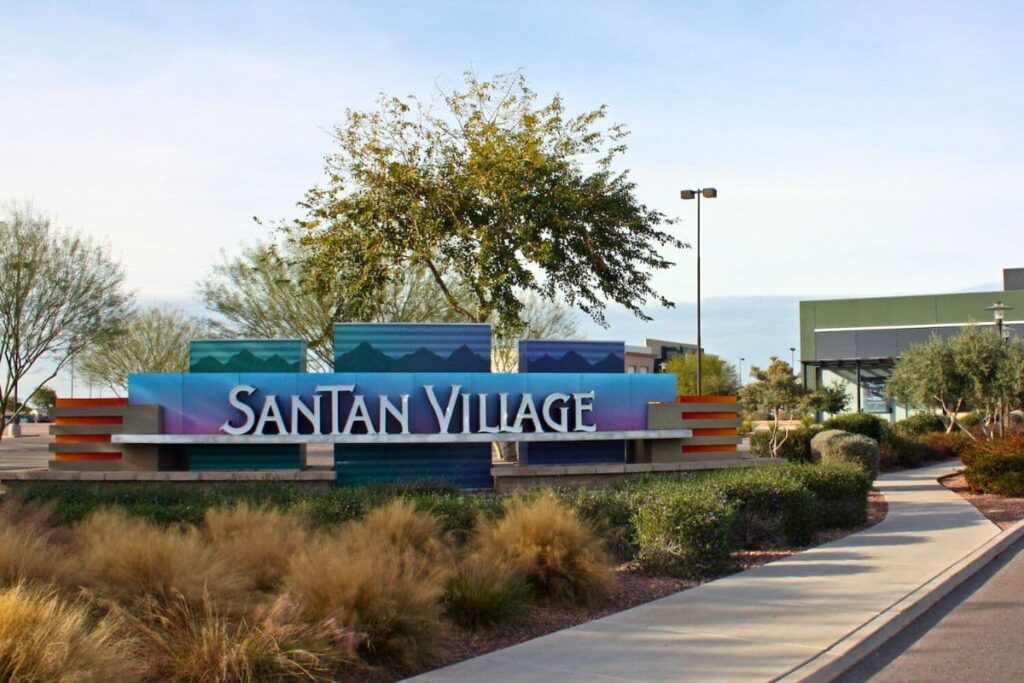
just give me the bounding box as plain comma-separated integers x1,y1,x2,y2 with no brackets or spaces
335,342,488,372
527,350,624,373
190,350,301,373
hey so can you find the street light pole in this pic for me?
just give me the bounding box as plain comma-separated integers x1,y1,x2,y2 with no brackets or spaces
739,357,745,387
680,187,717,396
790,347,796,374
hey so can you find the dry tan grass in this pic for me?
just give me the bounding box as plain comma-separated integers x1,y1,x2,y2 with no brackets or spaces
475,492,614,605
123,592,360,683
0,581,138,682
73,508,250,607
0,502,67,587
285,500,450,670
203,503,310,592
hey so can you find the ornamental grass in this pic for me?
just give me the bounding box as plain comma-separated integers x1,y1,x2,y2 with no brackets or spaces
0,582,136,682
474,492,614,605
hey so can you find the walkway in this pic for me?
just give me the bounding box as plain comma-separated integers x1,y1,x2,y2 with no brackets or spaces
409,462,1000,682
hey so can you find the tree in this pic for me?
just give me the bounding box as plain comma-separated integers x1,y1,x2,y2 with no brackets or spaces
806,379,850,417
0,203,131,440
949,326,1024,438
491,293,581,372
741,358,808,457
884,327,1024,438
664,353,740,397
30,385,57,410
78,307,206,395
199,241,473,371
294,71,684,336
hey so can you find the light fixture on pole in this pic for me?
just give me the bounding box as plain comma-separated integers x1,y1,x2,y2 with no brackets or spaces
739,357,745,387
680,187,717,395
986,301,1013,341
790,347,796,374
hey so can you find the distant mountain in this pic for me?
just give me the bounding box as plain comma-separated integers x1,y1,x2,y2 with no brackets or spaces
392,347,449,372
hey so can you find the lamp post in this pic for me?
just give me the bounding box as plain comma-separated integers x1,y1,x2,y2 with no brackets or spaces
739,357,745,387
790,347,796,376
680,187,717,395
986,301,1013,341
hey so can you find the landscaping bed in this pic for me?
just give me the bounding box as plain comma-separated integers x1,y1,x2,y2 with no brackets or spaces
0,462,877,682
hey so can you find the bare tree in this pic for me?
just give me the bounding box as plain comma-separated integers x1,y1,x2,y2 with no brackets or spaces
198,241,468,371
0,203,131,439
78,307,206,395
491,293,582,372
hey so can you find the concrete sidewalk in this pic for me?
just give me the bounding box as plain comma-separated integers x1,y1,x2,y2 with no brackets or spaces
409,461,1000,682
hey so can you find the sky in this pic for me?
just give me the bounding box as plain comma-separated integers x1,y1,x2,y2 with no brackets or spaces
3,1,1023,397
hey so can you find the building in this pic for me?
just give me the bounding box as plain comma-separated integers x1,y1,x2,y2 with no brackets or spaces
799,268,1024,421
624,338,698,374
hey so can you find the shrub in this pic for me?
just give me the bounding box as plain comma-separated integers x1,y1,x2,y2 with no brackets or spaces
0,502,68,587
892,413,946,437
823,413,887,442
809,429,846,463
559,484,648,561
704,469,816,547
787,463,870,528
202,503,310,592
881,432,927,468
750,426,820,462
125,593,359,683
73,508,249,607
443,554,529,629
633,487,735,579
284,502,448,670
959,410,985,427
820,432,881,481
963,436,1024,496
0,582,136,682
474,493,613,605
919,431,973,460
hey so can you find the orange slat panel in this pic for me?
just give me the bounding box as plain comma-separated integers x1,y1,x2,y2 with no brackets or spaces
55,434,113,443
53,453,123,461
682,411,736,420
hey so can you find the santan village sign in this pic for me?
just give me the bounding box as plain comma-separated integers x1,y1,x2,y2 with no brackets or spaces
74,324,737,488
221,384,599,438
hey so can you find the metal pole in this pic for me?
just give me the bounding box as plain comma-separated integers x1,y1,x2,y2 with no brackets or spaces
696,191,702,396
855,362,862,413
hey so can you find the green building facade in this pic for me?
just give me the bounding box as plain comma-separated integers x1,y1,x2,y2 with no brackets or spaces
799,269,1024,421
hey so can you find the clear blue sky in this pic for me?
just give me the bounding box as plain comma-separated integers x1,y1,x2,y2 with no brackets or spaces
3,1,1023,394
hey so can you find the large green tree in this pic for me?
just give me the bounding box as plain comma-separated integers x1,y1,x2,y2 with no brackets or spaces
664,353,740,397
0,203,131,439
294,71,684,335
78,307,207,395
741,358,808,457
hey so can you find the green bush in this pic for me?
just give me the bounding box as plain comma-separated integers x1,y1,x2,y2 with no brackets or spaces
819,432,881,481
633,487,735,578
892,413,946,437
558,483,650,561
749,426,820,462
809,429,846,463
959,410,985,427
963,436,1024,496
787,463,871,528
823,413,887,442
701,468,816,547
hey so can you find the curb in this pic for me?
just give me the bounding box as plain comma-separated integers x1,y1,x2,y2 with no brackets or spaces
777,515,1024,682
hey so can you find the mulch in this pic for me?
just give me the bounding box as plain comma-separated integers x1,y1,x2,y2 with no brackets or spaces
940,473,1024,529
